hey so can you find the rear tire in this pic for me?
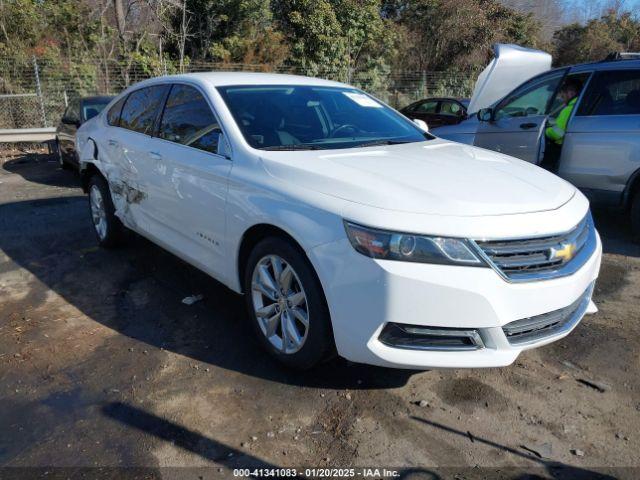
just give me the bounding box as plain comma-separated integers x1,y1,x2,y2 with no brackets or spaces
88,174,126,248
243,236,335,370
56,139,72,170
631,191,640,243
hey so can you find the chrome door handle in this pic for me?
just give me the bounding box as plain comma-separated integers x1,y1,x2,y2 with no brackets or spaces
520,122,537,130
149,151,162,160
108,139,119,146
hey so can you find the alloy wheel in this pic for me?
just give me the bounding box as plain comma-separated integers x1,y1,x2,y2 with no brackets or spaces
251,255,309,354
89,184,108,240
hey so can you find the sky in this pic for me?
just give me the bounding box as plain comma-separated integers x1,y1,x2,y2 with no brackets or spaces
502,0,640,39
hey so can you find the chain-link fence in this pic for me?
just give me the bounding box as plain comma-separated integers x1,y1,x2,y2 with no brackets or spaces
0,56,474,131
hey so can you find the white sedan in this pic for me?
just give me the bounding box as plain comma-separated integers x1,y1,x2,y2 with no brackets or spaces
76,72,601,370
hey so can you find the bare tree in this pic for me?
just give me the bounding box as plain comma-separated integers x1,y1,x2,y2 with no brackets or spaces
501,0,565,39
147,0,192,73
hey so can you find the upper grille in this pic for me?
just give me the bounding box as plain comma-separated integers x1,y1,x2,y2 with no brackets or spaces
474,213,595,282
502,283,593,346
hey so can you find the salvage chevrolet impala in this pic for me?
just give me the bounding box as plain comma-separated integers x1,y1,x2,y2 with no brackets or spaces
76,72,601,369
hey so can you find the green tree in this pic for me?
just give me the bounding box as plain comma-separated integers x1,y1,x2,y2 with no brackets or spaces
553,11,640,66
384,0,542,71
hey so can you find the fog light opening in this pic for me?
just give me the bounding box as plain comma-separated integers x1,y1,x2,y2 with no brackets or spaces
379,323,484,351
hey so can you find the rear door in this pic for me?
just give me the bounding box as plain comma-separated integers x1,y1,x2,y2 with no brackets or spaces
103,84,169,233
148,83,232,278
559,69,640,204
474,70,566,163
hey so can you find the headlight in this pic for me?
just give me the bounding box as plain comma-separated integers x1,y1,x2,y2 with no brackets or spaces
344,221,486,267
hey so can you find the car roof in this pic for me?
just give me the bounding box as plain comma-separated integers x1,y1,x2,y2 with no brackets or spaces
414,97,466,102
126,72,348,90
568,58,640,73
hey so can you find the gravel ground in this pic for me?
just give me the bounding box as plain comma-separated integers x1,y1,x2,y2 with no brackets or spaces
1,150,639,479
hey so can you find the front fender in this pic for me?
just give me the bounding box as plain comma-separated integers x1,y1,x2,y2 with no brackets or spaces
224,175,348,292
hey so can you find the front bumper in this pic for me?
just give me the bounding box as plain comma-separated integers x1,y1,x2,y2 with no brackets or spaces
309,232,601,369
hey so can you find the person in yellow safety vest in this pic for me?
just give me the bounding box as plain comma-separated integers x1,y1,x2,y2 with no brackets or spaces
541,78,583,172
545,79,581,145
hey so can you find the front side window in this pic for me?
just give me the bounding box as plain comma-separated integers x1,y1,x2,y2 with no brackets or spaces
158,84,221,154
495,72,565,120
120,85,169,135
577,70,640,116
217,85,429,150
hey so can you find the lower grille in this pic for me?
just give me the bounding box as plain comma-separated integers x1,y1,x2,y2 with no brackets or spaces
503,284,594,346
474,213,595,282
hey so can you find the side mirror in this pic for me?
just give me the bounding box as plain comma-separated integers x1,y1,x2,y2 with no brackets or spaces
62,116,80,127
477,108,493,122
413,118,429,132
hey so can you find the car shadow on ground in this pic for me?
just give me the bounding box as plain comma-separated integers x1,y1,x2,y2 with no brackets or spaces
0,193,414,390
591,207,640,257
2,152,79,189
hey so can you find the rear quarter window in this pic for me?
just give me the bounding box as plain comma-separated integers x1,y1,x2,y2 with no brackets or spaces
119,85,169,134
107,97,126,126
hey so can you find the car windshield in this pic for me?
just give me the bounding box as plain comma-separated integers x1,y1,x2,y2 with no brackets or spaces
217,85,430,150
82,98,111,121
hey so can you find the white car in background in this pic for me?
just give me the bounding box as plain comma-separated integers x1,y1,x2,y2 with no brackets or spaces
76,72,601,370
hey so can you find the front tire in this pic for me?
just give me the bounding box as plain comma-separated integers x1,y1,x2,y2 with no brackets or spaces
244,237,335,369
88,175,125,248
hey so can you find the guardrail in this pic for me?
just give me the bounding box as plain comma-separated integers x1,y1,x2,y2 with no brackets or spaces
0,127,56,143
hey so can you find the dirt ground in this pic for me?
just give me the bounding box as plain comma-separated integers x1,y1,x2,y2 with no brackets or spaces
1,149,639,480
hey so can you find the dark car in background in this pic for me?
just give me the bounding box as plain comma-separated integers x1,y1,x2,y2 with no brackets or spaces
56,96,113,170
400,97,469,128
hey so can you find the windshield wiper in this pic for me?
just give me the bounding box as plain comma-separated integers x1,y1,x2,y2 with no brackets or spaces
357,139,413,148
260,144,323,151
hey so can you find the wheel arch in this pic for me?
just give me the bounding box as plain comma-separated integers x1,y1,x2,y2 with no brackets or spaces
78,138,102,193
236,223,309,294
79,162,104,193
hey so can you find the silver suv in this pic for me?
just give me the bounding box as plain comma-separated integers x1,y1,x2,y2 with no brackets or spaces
435,46,640,240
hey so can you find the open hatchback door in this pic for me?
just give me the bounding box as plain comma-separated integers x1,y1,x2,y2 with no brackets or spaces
467,44,552,114
434,44,553,156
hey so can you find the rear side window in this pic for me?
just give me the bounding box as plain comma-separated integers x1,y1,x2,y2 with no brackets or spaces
414,100,438,114
120,85,169,134
158,84,221,154
107,97,126,126
577,70,640,116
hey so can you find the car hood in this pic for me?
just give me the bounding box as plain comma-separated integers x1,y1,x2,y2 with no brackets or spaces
467,44,552,114
259,139,575,217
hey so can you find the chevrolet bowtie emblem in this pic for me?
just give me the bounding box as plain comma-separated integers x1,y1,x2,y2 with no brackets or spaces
550,242,577,262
